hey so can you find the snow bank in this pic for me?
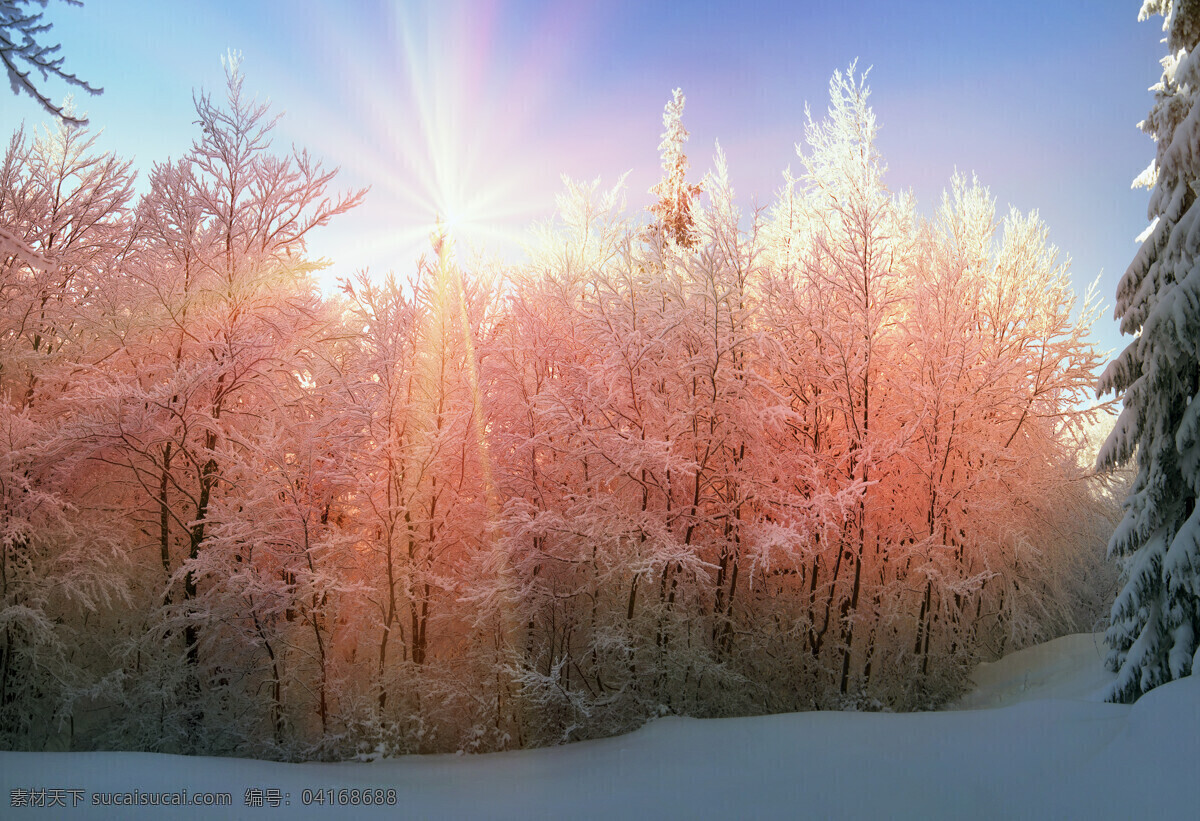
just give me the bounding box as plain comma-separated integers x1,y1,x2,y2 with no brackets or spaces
2,633,1196,819
950,632,1113,708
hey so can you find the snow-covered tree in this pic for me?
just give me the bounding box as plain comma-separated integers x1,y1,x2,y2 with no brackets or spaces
1097,0,1200,702
0,120,134,409
0,115,132,749
62,56,363,754
649,89,702,249
792,63,914,696
900,177,1107,693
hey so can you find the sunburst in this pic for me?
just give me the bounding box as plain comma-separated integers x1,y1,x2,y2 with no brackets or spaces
265,2,595,280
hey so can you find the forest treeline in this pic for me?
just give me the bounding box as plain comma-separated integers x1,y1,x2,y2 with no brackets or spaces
0,64,1120,758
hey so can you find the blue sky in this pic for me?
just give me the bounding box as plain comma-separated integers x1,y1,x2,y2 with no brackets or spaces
1,1,1166,357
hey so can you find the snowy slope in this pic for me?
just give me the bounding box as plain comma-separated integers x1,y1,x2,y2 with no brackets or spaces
2,633,1197,820
950,632,1114,708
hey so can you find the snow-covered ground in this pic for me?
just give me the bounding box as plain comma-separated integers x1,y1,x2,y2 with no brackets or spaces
3,633,1197,820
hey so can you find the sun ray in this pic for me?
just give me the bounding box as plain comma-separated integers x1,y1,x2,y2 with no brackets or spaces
260,2,604,283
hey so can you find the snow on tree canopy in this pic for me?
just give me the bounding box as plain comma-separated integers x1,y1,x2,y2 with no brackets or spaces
1097,0,1200,703
649,88,702,249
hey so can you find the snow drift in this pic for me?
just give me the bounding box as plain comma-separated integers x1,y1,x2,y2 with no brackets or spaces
1,632,1196,819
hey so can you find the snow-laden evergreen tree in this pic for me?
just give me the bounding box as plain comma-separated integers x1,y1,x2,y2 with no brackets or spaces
1097,0,1200,702
649,88,701,249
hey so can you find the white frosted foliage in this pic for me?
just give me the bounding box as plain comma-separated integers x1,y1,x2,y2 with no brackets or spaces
1099,0,1200,702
